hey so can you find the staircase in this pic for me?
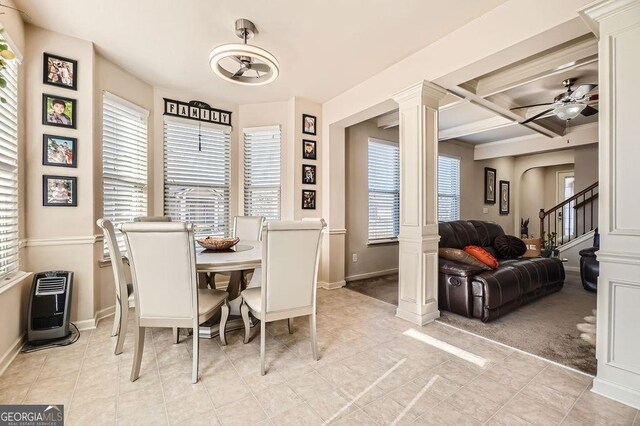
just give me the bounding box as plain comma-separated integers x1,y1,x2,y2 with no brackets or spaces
539,181,598,247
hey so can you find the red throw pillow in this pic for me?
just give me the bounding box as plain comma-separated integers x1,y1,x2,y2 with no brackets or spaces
464,245,499,269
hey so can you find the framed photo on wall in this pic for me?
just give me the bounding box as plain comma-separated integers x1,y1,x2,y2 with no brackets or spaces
499,180,510,215
484,167,496,204
302,189,316,210
302,164,316,184
43,134,77,168
303,139,316,160
42,93,76,129
43,53,78,90
302,114,316,135
43,175,77,207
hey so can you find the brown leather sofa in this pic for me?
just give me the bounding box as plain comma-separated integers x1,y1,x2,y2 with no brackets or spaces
438,220,565,322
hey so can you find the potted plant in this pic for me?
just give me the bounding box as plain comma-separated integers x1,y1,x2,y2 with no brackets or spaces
541,231,557,257
520,218,530,238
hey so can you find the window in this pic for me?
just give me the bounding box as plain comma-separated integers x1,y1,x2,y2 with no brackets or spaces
438,155,461,222
243,125,281,220
368,138,400,242
102,92,149,255
0,58,19,279
164,118,231,236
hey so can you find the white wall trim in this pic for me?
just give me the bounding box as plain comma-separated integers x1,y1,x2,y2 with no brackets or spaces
0,333,25,376
0,271,32,296
328,228,347,235
74,305,116,331
597,251,640,266
592,377,640,410
345,268,399,282
22,235,101,247
558,231,595,251
318,280,346,290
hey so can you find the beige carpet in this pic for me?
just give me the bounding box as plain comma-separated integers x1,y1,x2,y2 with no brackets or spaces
345,271,597,375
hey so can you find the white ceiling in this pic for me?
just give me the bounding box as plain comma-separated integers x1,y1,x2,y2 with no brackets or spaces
14,0,507,105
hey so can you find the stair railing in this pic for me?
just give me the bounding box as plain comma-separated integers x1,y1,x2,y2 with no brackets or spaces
539,181,598,245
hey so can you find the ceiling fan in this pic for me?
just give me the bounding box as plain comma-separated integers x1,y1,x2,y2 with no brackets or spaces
209,19,279,86
510,78,598,124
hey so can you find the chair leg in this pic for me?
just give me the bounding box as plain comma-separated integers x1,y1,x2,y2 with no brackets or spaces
219,301,229,346
112,301,121,337
173,327,180,344
114,303,128,355
288,318,294,334
240,301,251,344
192,325,199,384
130,326,145,382
260,319,266,376
310,312,318,361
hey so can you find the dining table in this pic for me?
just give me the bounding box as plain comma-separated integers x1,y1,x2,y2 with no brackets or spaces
195,240,261,338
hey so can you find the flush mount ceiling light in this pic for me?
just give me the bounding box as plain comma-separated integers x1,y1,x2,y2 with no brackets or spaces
209,19,279,86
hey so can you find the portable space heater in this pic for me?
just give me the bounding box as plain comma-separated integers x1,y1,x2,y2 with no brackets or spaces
27,271,74,344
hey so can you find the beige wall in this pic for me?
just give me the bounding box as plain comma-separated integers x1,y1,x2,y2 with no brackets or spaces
345,120,399,280
473,156,516,234
544,164,574,211
520,167,546,238
574,144,598,192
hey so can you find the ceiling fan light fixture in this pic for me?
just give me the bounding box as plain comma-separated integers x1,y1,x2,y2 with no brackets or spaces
553,103,586,121
209,19,279,86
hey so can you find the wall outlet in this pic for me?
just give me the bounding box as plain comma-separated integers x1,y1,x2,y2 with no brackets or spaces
483,207,489,214
352,253,358,262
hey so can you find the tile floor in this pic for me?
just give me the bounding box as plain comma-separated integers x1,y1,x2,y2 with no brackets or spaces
0,288,638,425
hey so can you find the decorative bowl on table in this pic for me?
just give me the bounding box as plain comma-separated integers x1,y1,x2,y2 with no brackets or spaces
196,236,240,250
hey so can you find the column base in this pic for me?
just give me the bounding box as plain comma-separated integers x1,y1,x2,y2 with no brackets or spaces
592,377,640,410
395,303,440,326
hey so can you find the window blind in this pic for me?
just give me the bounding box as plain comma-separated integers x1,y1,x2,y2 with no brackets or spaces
164,118,231,237
438,155,460,222
0,58,19,281
368,138,400,241
102,93,149,255
243,125,281,220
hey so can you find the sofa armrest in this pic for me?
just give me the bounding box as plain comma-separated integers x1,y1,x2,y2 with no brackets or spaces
439,259,485,277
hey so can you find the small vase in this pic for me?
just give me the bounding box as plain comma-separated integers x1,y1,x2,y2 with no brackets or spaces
521,227,529,238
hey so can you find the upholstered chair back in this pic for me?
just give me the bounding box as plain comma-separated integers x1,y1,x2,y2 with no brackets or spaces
233,216,265,241
261,220,325,314
121,222,197,326
97,219,129,305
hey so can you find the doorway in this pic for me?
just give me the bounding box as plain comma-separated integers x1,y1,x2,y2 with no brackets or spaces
557,170,575,239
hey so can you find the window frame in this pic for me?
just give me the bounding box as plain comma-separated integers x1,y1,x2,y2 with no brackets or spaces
367,137,400,244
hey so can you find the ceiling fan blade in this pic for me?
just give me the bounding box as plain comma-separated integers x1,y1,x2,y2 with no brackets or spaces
510,102,554,110
581,105,598,117
569,84,597,100
249,63,271,73
230,56,244,65
232,67,246,78
520,108,554,124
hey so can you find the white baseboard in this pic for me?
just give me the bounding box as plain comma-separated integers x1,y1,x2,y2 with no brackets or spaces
0,334,25,375
74,305,116,331
345,268,399,282
318,280,346,290
592,377,640,410
564,266,580,273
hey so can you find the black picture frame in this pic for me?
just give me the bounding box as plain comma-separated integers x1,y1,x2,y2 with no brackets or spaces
302,190,316,210
43,175,77,207
43,53,78,91
303,139,316,160
499,180,510,215
302,114,317,135
42,134,77,168
484,167,496,204
42,93,77,129
302,164,316,185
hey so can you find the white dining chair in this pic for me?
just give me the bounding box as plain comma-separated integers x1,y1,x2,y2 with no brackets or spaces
207,216,265,290
121,222,230,384
134,216,172,222
97,218,134,355
240,219,326,375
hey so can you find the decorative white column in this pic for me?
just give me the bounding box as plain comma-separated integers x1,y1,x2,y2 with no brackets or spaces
392,81,447,325
581,0,640,409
